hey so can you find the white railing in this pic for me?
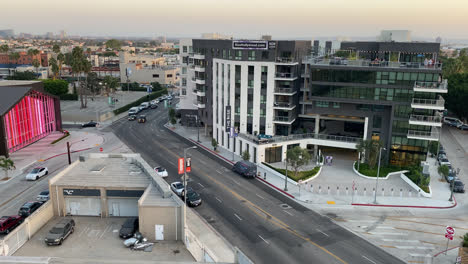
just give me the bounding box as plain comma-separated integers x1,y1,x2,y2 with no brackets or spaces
414,80,448,91
306,57,443,70
407,129,439,140
238,132,361,145
409,115,442,124
411,98,445,108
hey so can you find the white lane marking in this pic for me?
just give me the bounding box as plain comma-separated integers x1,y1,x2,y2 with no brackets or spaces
256,194,265,199
362,255,377,264
316,229,329,237
284,210,293,216
215,197,222,203
234,214,242,221
199,160,207,165
347,220,377,223
216,170,223,174
381,239,419,243
395,246,434,250
233,179,241,185
99,225,109,239
368,232,408,236
258,235,270,245
360,226,395,230
198,182,205,188
409,253,431,257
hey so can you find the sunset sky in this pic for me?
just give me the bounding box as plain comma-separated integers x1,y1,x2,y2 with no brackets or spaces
2,0,467,39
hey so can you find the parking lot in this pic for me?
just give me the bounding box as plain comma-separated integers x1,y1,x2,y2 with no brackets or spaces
14,217,194,262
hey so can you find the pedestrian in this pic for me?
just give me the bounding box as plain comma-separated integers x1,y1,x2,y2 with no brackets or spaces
330,156,333,165
424,58,428,67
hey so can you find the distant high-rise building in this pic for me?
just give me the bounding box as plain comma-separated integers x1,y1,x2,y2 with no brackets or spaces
436,36,442,43
45,32,54,39
0,29,14,38
157,36,166,43
59,30,66,39
378,30,411,42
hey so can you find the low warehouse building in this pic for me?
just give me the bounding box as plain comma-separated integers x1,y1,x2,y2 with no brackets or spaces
48,153,184,241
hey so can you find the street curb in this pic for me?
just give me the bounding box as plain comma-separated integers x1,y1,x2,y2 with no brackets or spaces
42,147,93,161
351,195,457,209
256,176,295,199
186,138,235,165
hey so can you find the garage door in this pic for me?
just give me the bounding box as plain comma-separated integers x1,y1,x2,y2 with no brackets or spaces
107,198,138,217
65,197,101,216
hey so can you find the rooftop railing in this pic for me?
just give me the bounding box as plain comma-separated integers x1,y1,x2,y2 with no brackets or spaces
238,132,361,145
276,57,297,63
409,115,442,124
305,57,442,70
414,80,448,92
411,98,445,108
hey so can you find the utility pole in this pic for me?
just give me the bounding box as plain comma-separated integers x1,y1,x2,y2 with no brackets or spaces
284,153,288,191
67,142,71,165
373,147,386,204
183,146,197,239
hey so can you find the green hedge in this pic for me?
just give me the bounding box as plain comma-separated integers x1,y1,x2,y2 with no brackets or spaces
59,93,78,100
262,162,320,182
113,89,167,115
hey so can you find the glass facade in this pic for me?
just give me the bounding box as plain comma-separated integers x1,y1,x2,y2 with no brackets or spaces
3,90,57,153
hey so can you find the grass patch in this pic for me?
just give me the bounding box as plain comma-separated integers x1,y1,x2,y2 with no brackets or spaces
354,162,406,177
262,162,320,182
51,131,70,144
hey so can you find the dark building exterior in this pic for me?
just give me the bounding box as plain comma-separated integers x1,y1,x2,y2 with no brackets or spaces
301,41,445,166
0,81,62,157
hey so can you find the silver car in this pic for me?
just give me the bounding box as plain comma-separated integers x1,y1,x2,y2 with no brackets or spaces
170,182,185,196
36,190,50,202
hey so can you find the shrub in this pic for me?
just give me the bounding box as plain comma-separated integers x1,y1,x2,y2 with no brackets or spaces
464,233,468,247
211,138,218,150
242,150,250,161
113,89,167,115
262,162,320,181
59,93,78,100
42,79,69,96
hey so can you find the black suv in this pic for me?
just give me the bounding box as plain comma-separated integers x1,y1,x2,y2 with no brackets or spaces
186,189,202,207
18,201,42,217
119,218,139,239
45,218,75,245
453,180,465,193
232,160,257,178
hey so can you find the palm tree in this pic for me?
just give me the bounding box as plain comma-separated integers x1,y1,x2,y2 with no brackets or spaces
0,44,8,53
32,59,40,76
57,53,65,78
52,44,60,54
8,52,20,68
0,157,15,180
356,139,384,169
49,57,59,79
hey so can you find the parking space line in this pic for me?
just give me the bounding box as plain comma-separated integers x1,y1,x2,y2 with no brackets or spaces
99,225,110,239
256,194,264,199
232,179,241,186
362,255,377,264
316,229,329,237
284,210,293,216
78,226,89,237
215,197,222,203
234,214,242,221
258,235,270,245
216,169,223,174
198,182,205,188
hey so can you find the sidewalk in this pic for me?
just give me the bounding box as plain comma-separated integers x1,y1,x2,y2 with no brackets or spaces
169,123,456,209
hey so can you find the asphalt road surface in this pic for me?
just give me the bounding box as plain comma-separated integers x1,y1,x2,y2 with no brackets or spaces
110,102,404,264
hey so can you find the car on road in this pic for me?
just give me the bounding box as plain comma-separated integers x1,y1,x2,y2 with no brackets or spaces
167,95,173,100
45,218,75,245
18,201,43,217
154,166,168,177
170,182,185,196
25,167,48,181
36,190,50,202
138,115,147,123
453,180,465,193
438,156,451,166
444,117,462,127
151,99,159,104
150,103,158,109
232,160,257,178
81,121,98,128
457,123,468,130
0,215,24,234
119,218,139,239
128,115,137,121
140,102,150,110
186,189,202,207
128,107,140,116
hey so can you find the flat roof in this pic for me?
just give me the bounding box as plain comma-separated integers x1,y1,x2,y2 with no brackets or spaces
54,156,150,189
139,185,179,207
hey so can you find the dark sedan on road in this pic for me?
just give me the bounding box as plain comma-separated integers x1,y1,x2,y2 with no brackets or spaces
186,189,202,207
81,121,98,128
453,180,465,193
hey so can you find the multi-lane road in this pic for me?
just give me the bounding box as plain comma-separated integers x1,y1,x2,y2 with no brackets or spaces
110,102,404,264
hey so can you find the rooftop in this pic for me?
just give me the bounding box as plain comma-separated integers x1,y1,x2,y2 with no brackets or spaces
305,57,442,70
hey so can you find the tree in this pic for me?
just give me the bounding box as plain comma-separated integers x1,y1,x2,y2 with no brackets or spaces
286,146,311,180
242,150,250,161
356,139,384,169
103,76,118,95
57,53,65,78
168,108,176,120
52,44,60,54
438,165,449,180
0,157,15,180
8,52,20,67
32,59,40,75
211,138,218,151
152,82,163,91
42,79,68,96
0,44,8,53
105,39,122,50
49,57,59,79
428,141,439,156
86,72,100,97
445,73,468,122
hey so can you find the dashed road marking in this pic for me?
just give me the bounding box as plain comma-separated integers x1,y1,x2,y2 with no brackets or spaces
258,235,270,245
232,179,241,185
395,246,434,250
362,255,377,264
316,229,329,237
256,194,264,199
234,214,242,221
198,182,205,188
215,197,222,203
284,210,293,216
381,239,419,243
216,170,223,174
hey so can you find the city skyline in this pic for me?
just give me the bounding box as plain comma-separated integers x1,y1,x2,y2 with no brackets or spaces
1,0,467,39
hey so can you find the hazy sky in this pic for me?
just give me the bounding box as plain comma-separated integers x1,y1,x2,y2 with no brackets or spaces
2,0,467,39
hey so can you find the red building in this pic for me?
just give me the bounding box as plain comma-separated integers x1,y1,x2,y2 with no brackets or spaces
0,51,43,66
0,81,62,157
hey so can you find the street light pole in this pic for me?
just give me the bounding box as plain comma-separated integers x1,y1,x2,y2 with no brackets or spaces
66,138,86,165
284,154,288,192
183,146,197,238
196,114,200,143
373,147,386,204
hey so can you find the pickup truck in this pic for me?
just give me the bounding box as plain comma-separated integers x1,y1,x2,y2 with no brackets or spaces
45,218,75,245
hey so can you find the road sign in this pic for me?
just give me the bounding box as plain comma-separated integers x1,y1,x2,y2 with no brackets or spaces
178,158,184,175
99,147,103,152
446,226,455,235
445,233,454,240
186,158,191,173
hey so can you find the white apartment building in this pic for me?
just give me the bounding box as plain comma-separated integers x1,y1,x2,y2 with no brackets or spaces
177,39,198,125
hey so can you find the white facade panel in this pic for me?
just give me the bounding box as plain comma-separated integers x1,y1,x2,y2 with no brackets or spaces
108,198,139,217
65,197,101,216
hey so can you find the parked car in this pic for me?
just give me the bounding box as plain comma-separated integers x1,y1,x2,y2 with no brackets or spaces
36,190,50,202
0,215,24,234
438,156,451,166
25,167,48,181
186,189,202,207
170,182,185,196
444,117,462,127
44,218,75,245
445,170,458,183
232,160,257,178
128,107,140,116
119,218,139,239
453,180,465,193
457,123,468,131
154,167,168,177
150,103,158,109
140,102,150,110
18,201,42,217
138,115,147,123
81,121,98,128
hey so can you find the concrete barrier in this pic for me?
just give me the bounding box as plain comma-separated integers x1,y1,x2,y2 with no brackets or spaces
0,201,53,256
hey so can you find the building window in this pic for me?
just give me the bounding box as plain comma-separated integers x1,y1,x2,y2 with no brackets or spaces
183,46,187,53
316,101,329,108
262,51,269,60
248,51,256,60
182,88,186,95
373,115,382,129
182,78,187,86
167,74,173,78
248,80,254,89
332,102,340,108
235,51,242,60
223,49,227,59
182,67,187,74
153,74,159,78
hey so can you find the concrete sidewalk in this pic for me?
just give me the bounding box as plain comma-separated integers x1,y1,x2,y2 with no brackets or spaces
169,123,456,209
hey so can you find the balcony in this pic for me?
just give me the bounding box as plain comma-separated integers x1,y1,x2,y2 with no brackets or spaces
194,65,205,72
275,72,297,80
409,115,442,127
273,116,296,124
407,129,439,141
275,57,298,65
274,87,297,95
238,132,361,146
195,89,206,97
305,57,443,70
411,97,445,110
413,80,448,93
193,102,205,109
195,78,205,85
273,102,296,110
193,53,205,60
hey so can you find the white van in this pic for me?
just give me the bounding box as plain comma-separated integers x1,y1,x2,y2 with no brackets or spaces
128,107,139,116
140,102,150,110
